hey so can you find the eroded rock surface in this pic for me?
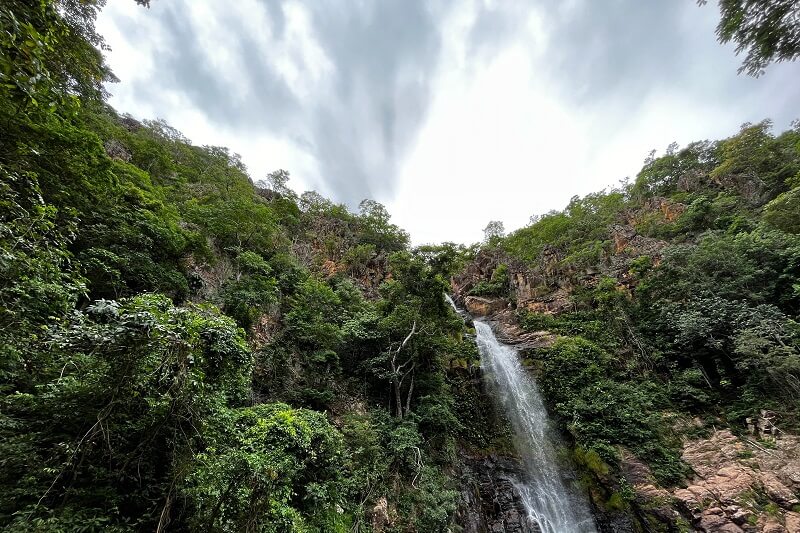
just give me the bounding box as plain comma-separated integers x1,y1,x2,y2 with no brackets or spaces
630,429,800,532
465,295,509,317
489,309,557,350
457,453,541,533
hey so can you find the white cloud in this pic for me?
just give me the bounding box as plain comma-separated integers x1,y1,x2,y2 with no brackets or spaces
97,1,800,246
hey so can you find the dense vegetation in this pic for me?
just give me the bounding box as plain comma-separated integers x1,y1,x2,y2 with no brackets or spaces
2,1,799,531
0,2,481,531
475,119,800,489
701,0,800,76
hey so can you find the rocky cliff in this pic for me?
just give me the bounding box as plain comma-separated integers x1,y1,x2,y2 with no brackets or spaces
457,453,542,533
452,288,800,532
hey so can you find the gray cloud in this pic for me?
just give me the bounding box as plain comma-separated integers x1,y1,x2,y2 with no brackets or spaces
122,0,443,205
460,0,798,131
109,0,799,217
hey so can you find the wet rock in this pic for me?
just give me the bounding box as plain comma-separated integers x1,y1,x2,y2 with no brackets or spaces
457,453,541,533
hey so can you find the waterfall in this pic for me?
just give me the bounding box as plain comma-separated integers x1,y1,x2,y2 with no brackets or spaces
474,321,596,533
446,295,595,532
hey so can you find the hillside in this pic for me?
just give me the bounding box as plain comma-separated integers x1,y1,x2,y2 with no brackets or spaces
2,2,800,532
450,120,800,531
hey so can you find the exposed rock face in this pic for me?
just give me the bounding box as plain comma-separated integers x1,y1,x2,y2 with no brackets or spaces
317,253,390,299
184,249,235,301
451,249,574,318
465,296,509,317
457,303,800,533
104,139,132,162
457,453,540,533
628,429,800,532
118,114,143,132
489,309,557,350
451,250,508,305
605,223,670,288
619,449,683,529
609,223,667,259
369,497,391,532
711,173,771,206
622,196,687,225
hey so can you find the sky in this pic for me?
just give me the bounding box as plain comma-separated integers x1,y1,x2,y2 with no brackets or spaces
97,0,800,245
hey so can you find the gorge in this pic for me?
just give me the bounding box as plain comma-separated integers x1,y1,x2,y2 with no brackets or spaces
475,319,597,533
2,2,800,532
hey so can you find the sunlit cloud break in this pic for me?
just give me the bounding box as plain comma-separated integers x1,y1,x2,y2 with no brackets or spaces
98,0,800,244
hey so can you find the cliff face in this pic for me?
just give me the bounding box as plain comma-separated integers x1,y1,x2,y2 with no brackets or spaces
456,453,541,533
450,361,543,532
677,429,800,532
450,281,800,532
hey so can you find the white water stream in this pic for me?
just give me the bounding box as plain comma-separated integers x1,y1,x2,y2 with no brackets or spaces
446,295,596,533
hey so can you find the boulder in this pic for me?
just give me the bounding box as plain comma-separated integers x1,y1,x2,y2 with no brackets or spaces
464,296,508,317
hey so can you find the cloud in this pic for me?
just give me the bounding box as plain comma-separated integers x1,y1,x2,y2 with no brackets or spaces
98,0,800,245
101,0,444,204
387,0,800,245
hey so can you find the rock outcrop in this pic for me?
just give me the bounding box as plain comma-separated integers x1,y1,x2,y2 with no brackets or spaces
369,497,391,532
489,308,557,350
626,429,800,532
464,296,509,317
457,453,541,533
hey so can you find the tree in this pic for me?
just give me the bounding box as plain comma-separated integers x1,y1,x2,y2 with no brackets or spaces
0,0,150,109
0,295,253,529
482,220,505,243
357,199,410,252
185,403,346,532
258,168,294,197
700,0,800,76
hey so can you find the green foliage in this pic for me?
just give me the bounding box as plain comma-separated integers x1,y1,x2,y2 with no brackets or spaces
502,192,625,267
342,242,376,275
185,403,346,532
0,0,121,110
631,141,717,200
286,277,345,350
640,228,800,309
1,295,252,529
710,120,800,198
636,227,800,425
0,168,84,387
414,241,478,279
764,185,800,233
357,199,409,252
469,263,510,297
537,337,686,484
221,251,277,329
0,3,477,530
701,0,800,76
5,1,799,528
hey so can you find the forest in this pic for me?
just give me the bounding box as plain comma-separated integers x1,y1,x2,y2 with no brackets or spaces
1,1,799,532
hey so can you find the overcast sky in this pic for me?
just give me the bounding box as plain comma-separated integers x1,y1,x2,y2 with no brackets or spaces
98,0,799,245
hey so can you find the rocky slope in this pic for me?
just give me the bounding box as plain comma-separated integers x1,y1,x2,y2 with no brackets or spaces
453,289,800,532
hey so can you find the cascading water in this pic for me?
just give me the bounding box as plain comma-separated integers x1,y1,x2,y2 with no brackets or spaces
446,295,596,533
